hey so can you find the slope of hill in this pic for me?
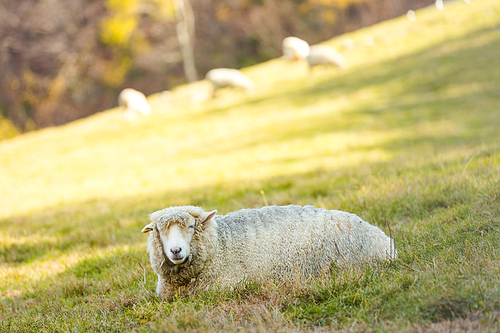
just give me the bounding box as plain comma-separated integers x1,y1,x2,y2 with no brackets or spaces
1,0,500,331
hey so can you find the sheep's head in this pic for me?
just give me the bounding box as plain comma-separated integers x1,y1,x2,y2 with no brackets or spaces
142,207,217,265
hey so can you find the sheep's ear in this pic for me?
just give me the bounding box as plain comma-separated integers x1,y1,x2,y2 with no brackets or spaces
201,210,217,228
141,222,155,233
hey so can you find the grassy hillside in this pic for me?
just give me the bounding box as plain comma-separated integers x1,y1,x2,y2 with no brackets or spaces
1,0,500,331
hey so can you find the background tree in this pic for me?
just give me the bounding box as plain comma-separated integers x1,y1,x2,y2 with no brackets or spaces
174,0,198,83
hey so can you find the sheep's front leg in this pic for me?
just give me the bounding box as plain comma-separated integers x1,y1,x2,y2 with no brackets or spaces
156,275,171,299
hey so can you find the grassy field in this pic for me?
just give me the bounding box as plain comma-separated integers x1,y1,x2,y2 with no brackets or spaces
1,0,500,331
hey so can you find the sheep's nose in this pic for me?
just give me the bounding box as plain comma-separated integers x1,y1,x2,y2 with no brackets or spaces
170,247,182,255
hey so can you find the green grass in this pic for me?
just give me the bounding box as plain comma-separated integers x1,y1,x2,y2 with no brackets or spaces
1,0,500,331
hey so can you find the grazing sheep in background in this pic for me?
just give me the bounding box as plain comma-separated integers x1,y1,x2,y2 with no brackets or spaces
342,38,355,50
364,35,375,47
142,205,396,299
306,45,348,71
118,88,151,119
282,36,310,61
205,68,255,98
407,10,416,21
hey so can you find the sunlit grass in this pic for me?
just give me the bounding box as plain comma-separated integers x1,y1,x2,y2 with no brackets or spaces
1,0,500,331
1,0,499,220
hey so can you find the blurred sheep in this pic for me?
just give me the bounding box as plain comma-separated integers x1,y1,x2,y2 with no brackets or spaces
364,35,375,47
118,88,151,119
282,37,310,61
407,10,416,21
205,68,255,98
342,38,355,50
306,45,348,71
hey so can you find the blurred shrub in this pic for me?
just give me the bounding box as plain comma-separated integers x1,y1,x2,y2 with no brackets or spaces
0,115,20,142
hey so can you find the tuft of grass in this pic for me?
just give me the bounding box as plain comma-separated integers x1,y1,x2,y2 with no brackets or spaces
1,0,500,331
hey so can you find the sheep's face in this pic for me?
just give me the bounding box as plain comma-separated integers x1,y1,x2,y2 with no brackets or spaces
159,216,197,265
142,208,217,265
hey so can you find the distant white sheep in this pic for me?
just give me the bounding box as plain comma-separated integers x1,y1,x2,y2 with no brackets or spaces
118,88,151,119
282,37,310,61
364,35,375,47
342,38,355,50
307,45,348,70
205,68,255,98
142,205,396,299
407,10,416,21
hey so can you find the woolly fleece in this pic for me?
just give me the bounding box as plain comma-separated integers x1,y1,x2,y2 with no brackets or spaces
143,205,396,298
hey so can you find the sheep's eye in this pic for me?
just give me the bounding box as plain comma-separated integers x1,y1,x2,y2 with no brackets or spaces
188,225,195,230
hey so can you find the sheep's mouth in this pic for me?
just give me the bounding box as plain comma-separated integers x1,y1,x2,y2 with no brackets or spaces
169,256,188,265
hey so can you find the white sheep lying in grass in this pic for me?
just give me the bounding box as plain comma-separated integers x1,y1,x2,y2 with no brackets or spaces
142,205,396,299
307,45,348,70
282,37,310,61
118,88,151,119
205,68,255,98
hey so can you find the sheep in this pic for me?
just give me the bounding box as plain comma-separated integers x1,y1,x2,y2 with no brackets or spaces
407,10,416,21
364,35,375,47
342,38,355,50
118,88,151,119
205,68,255,98
306,45,348,71
282,37,310,61
435,0,444,10
141,205,396,299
